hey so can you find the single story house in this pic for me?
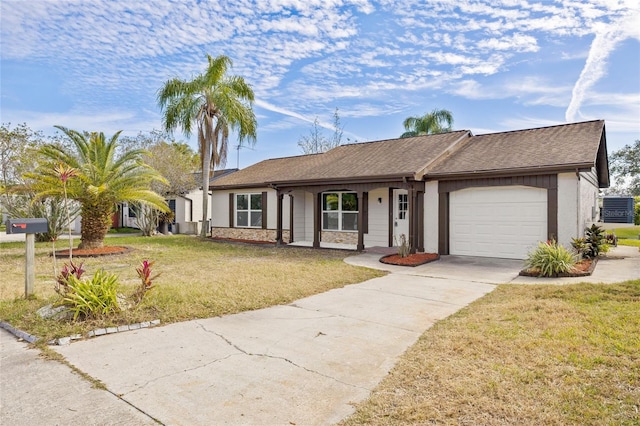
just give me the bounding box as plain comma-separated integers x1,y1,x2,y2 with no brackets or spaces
209,120,609,259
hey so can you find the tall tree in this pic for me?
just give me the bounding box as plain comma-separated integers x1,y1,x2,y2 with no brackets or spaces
298,108,349,154
400,108,454,138
26,127,169,249
158,54,257,236
609,139,640,196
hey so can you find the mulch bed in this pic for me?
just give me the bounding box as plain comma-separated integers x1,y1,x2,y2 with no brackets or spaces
519,257,597,277
52,246,132,258
380,253,440,267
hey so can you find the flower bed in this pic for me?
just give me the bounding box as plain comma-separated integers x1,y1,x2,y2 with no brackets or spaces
380,253,440,267
53,246,131,258
519,258,597,277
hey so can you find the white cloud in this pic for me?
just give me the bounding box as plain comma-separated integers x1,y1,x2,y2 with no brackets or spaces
565,8,640,121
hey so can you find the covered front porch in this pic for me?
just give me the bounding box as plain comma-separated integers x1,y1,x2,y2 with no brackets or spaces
272,180,426,253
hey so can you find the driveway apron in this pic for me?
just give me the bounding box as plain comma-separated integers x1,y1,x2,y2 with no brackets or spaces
51,262,505,425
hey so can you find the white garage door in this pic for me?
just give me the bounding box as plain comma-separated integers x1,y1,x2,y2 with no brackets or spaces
450,186,547,259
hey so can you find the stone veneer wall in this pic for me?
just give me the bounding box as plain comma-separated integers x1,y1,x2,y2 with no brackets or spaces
211,227,289,243
320,231,358,244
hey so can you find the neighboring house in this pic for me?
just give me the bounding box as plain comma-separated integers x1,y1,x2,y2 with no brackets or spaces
165,169,238,234
85,169,240,234
209,120,609,260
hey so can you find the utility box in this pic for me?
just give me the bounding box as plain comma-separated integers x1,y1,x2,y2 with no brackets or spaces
601,197,635,224
6,218,49,234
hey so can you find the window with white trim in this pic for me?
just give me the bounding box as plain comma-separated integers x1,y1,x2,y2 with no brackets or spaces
236,193,262,227
322,192,358,231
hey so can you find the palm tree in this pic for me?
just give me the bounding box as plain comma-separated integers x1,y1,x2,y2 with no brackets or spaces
27,127,169,249
400,108,454,138
157,54,257,237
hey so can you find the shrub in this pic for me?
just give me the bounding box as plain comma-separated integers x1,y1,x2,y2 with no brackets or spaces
604,232,618,247
584,224,606,259
571,237,587,259
525,241,577,277
61,269,120,320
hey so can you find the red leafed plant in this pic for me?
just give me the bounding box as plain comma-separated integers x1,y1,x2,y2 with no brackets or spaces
55,261,86,295
133,260,160,303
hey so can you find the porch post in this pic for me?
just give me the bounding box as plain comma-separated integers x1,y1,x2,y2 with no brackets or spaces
408,186,417,254
356,191,365,252
417,191,424,252
313,192,320,248
288,194,294,243
276,191,284,245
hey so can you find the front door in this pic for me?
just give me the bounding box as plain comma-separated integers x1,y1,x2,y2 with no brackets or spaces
393,189,409,245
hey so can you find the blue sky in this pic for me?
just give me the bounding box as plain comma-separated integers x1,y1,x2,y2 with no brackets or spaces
1,0,639,169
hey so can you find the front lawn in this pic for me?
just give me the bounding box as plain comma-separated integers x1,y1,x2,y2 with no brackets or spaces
0,235,384,342
612,225,640,240
342,281,640,425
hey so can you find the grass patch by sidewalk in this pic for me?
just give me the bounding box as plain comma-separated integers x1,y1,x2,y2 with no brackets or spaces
342,281,640,425
618,239,640,247
612,226,640,240
0,235,383,343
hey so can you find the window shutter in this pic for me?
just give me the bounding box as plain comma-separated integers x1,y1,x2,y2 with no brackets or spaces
262,192,268,229
229,193,235,228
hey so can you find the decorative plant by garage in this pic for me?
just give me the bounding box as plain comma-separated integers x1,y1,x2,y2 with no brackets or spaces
525,240,577,277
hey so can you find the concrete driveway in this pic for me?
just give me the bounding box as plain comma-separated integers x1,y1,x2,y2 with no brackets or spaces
4,246,637,425
40,257,516,426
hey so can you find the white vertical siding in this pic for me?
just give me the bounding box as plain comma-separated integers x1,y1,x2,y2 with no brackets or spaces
364,188,389,247
557,172,578,247
424,181,439,253
211,191,229,227
304,192,314,239
292,191,306,241
579,170,599,230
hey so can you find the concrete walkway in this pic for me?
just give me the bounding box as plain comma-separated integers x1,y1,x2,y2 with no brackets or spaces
2,245,638,425
0,328,155,425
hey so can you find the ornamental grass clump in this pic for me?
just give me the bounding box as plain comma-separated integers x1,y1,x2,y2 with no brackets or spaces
525,241,577,277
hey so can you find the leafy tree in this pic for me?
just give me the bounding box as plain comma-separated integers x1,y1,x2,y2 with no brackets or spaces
120,130,199,196
26,126,169,249
609,140,640,196
400,108,454,138
158,54,257,237
298,108,350,154
1,123,76,240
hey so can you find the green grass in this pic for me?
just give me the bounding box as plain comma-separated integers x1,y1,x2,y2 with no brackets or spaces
342,281,640,425
106,227,141,234
0,235,384,343
612,225,640,240
619,239,640,247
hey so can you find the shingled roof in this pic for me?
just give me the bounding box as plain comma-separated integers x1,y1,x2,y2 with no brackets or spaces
428,120,607,177
211,131,469,188
210,120,608,189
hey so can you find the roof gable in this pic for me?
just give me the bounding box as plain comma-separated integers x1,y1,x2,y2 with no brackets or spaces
427,120,606,177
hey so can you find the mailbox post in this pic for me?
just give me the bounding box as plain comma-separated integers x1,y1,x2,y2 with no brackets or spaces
6,218,48,298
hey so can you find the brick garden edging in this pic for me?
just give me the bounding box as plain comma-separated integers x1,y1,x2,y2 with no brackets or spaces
0,319,161,346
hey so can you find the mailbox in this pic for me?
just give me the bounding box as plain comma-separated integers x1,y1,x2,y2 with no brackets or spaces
6,218,49,234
